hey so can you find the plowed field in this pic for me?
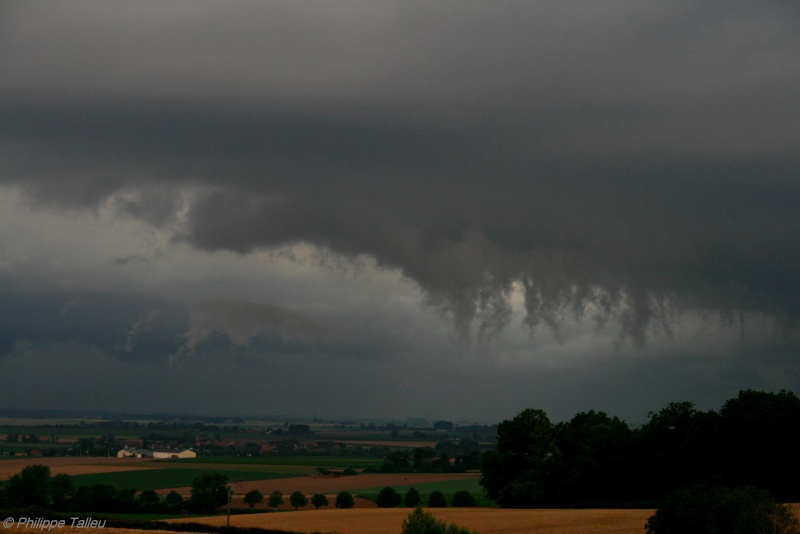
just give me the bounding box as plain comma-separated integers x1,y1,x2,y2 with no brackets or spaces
0,457,156,478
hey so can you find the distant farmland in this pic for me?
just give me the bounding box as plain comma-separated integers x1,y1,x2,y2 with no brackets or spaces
68,468,303,492
166,456,383,468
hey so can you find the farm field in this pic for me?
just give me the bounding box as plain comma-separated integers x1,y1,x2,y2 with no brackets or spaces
0,457,158,478
169,507,659,534
158,472,479,500
69,468,303,492
354,477,494,507
166,457,383,468
319,440,438,448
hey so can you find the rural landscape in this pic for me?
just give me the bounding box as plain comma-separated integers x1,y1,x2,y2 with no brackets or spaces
3,390,800,533
4,1,800,533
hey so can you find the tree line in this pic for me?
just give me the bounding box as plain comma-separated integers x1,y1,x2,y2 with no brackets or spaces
0,465,362,515
480,389,800,507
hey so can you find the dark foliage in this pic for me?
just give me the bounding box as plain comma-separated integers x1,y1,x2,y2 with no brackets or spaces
427,490,447,508
404,487,421,508
645,480,800,534
451,491,476,507
289,491,307,510
480,390,800,507
376,487,402,508
311,493,328,509
188,472,230,514
243,489,263,509
6,464,52,508
335,491,354,509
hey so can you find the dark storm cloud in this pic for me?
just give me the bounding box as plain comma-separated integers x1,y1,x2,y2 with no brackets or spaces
0,291,188,362
175,299,330,361
2,1,800,347
0,289,371,369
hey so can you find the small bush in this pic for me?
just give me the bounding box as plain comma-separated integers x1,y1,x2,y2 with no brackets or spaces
335,491,354,509
646,480,800,534
376,486,403,508
427,490,447,508
451,490,476,507
402,507,476,534
404,487,422,507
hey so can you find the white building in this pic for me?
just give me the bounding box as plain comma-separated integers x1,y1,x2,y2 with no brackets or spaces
152,448,197,459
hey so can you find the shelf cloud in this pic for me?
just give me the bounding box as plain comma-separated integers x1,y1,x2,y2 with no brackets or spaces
1,1,799,421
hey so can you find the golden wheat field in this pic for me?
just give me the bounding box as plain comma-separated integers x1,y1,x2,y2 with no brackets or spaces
169,507,658,534
57,531,176,534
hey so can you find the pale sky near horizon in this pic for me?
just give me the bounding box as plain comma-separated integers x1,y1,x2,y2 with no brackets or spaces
1,1,799,423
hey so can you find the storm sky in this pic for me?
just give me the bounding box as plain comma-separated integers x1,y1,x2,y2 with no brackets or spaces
2,1,799,424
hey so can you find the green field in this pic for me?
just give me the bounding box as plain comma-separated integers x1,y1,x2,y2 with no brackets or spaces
68,468,302,491
164,456,383,468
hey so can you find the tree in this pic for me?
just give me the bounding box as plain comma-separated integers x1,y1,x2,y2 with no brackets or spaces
451,490,476,507
243,489,263,509
480,408,559,507
6,464,52,507
50,473,74,510
188,472,229,513
116,487,139,513
719,389,800,501
290,490,307,510
164,491,185,512
554,410,636,504
267,490,283,508
414,447,437,472
382,451,412,473
138,489,162,510
645,480,800,534
427,490,447,508
335,491,354,509
404,487,422,508
376,486,402,508
637,402,721,500
311,493,328,509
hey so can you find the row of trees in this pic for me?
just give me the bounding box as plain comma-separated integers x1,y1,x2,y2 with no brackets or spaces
246,489,354,510
480,390,800,507
376,487,476,509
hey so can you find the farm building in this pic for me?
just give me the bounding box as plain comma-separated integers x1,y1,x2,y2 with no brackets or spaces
153,448,196,459
117,447,154,458
118,447,196,459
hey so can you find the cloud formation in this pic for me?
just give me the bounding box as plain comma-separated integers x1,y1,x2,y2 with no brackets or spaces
1,1,799,421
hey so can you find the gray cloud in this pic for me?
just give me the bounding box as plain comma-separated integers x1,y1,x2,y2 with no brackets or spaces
1,1,800,421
